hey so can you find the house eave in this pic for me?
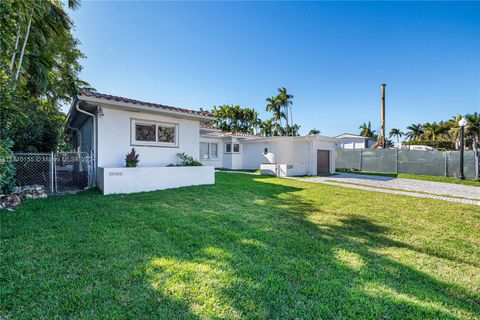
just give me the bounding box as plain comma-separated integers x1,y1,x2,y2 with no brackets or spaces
78,95,215,122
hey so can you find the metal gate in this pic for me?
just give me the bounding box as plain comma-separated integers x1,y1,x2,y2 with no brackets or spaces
13,152,93,194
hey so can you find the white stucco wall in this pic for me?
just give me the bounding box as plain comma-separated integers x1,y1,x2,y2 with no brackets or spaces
199,136,223,168
243,137,337,175
338,138,370,150
97,166,215,195
96,106,201,168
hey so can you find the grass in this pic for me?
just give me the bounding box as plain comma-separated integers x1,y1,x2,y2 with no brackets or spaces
338,169,480,187
217,168,261,174
1,172,479,319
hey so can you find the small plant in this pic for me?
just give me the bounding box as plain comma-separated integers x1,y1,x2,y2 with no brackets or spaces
125,148,139,167
174,152,202,166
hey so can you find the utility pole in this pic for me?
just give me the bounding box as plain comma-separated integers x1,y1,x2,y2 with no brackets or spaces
381,84,386,148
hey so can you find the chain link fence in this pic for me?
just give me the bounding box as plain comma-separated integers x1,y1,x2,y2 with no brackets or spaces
336,149,479,180
12,152,93,194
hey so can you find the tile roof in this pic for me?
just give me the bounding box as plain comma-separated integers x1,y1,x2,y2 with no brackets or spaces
202,131,259,138
78,91,213,118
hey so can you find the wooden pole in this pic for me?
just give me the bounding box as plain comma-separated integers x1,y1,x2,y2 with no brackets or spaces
381,84,386,148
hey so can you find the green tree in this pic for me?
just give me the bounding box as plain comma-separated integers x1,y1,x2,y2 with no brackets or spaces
405,123,424,141
308,128,321,135
1,0,91,152
359,121,376,138
212,105,260,134
266,96,284,130
277,87,294,136
388,128,404,144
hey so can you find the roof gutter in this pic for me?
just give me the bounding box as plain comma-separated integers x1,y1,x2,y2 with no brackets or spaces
78,95,214,121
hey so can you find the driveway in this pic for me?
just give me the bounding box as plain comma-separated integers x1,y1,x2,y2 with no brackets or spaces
294,173,480,206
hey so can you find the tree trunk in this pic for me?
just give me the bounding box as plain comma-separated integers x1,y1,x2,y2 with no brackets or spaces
284,105,289,136
9,26,21,71
289,105,293,136
15,9,34,81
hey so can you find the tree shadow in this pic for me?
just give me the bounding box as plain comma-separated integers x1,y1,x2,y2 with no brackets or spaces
135,174,479,319
2,173,479,318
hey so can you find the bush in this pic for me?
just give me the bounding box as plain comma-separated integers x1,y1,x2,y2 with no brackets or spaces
125,148,139,167
171,152,202,166
0,138,16,194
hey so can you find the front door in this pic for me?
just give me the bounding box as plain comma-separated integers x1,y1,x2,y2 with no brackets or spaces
317,150,330,175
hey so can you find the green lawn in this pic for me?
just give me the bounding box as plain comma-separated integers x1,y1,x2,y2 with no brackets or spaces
1,173,479,319
338,169,480,187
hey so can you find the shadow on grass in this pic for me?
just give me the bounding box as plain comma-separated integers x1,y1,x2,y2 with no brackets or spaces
1,173,479,319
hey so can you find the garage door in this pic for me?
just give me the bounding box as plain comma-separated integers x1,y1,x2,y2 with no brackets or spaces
317,150,330,175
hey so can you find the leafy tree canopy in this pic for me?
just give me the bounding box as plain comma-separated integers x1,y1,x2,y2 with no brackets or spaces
0,0,92,152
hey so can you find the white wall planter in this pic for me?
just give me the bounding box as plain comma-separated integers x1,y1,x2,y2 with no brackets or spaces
97,166,215,195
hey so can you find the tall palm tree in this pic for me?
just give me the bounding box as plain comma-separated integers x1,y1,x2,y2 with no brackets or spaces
359,121,376,138
389,128,404,144
405,123,424,141
266,96,284,131
276,87,293,136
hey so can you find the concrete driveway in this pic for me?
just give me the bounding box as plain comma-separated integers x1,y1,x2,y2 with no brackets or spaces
295,173,480,206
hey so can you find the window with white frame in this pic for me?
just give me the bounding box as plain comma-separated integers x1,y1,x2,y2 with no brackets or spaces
131,119,178,147
225,143,240,153
200,142,218,160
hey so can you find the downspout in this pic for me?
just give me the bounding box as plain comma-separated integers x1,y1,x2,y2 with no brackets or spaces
76,102,97,186
306,136,313,176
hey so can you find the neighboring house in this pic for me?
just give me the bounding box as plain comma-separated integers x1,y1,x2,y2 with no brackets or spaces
66,92,339,194
336,133,376,149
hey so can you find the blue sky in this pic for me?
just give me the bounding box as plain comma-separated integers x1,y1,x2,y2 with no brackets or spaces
68,1,480,137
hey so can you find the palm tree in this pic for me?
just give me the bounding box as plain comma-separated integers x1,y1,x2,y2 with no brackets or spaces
465,112,480,150
308,128,321,135
266,96,284,131
260,119,274,137
389,128,404,144
359,121,376,138
276,87,293,136
405,123,424,141
423,122,443,141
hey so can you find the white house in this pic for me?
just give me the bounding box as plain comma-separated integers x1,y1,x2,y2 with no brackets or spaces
336,133,376,149
66,92,338,194
199,127,338,176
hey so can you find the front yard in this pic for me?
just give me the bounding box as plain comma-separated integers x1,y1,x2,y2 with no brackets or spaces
1,172,479,319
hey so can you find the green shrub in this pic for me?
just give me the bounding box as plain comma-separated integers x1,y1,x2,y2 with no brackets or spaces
125,148,139,167
171,152,202,166
0,138,16,194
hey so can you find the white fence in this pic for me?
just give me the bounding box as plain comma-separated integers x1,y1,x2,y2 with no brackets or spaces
13,152,94,193
336,149,479,180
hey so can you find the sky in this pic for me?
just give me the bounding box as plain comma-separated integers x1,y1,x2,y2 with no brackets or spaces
68,1,480,137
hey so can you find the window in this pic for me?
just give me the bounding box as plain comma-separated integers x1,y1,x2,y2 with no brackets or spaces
131,119,178,147
200,142,218,160
211,143,218,159
225,143,240,153
264,148,268,155
135,123,156,142
200,142,209,160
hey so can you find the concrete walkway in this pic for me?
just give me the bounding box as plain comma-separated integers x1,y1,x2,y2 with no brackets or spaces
293,173,480,206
